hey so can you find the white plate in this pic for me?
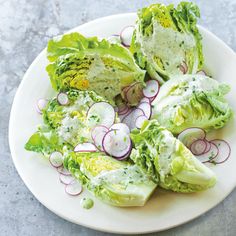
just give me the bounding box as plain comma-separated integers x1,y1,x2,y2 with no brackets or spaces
9,13,236,234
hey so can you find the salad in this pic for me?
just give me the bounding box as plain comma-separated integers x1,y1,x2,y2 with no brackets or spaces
25,2,233,207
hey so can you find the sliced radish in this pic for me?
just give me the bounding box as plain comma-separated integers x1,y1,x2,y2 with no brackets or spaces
135,115,148,129
177,127,206,148
197,70,207,76
122,108,144,130
210,139,231,164
116,150,131,161
87,102,115,127
91,126,109,151
203,140,211,154
49,151,63,168
102,129,132,158
137,102,152,119
65,180,83,196
120,25,134,47
125,82,143,105
91,125,109,141
36,98,48,114
107,34,121,44
57,166,71,176
110,123,130,134
59,173,75,185
190,139,207,155
140,97,151,104
118,106,130,115
74,142,97,152
196,142,219,163
57,92,69,106
143,80,160,98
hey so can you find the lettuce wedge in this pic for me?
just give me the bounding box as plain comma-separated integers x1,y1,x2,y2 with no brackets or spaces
130,120,216,193
152,74,233,134
64,152,157,207
130,2,203,83
46,33,145,103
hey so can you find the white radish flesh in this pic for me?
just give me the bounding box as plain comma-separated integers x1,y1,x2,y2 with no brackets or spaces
137,102,152,119
143,80,160,98
87,102,115,128
110,123,130,134
102,129,132,158
65,181,83,196
57,166,71,176
120,25,134,47
59,173,75,185
57,92,69,105
36,98,48,114
210,139,231,164
122,108,144,130
49,151,64,168
190,139,207,155
196,143,219,163
92,126,109,151
177,128,206,147
135,115,148,129
74,142,97,152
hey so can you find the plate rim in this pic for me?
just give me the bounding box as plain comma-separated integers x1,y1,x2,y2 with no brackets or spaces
8,13,236,234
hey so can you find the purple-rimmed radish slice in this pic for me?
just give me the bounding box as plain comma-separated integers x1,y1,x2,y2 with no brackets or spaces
65,180,83,196
203,140,211,154
57,92,69,105
59,173,75,185
122,108,144,130
74,142,97,152
196,142,219,163
87,102,115,127
49,151,63,168
190,139,207,155
137,102,152,119
102,129,132,158
107,34,121,44
177,127,206,148
91,125,109,151
118,106,130,115
91,125,109,141
36,98,48,114
57,166,71,176
125,82,143,105
120,25,134,47
210,139,231,164
140,97,151,104
135,115,148,129
197,70,207,76
116,150,131,161
110,123,130,134
143,80,160,99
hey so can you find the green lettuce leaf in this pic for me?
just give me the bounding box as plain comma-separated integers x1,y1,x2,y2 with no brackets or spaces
46,32,145,103
130,120,216,193
152,74,233,134
64,152,157,207
24,125,66,156
130,2,203,83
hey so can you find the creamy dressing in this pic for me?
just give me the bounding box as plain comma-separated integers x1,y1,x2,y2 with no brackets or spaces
57,115,90,145
80,198,94,209
153,75,219,116
157,130,176,177
136,20,196,74
91,165,148,186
